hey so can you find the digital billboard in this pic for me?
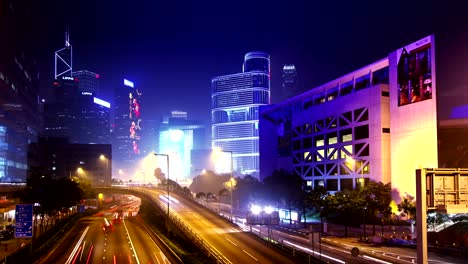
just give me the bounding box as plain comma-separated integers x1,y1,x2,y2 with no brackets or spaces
397,38,433,106
128,85,142,156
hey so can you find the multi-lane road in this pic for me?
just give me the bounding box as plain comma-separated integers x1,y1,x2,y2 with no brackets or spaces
38,195,173,264
139,187,310,264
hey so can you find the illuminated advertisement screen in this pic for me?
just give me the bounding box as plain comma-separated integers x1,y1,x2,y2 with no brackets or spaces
397,41,432,106
129,88,142,155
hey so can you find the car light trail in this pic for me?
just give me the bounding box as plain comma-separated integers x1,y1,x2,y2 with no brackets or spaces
363,255,393,264
283,240,345,264
85,244,94,264
66,226,90,264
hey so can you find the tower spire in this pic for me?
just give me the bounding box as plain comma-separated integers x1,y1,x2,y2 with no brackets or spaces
54,25,73,79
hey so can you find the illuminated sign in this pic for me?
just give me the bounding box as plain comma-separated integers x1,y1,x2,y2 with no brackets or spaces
62,76,74,81
124,79,134,88
93,97,110,108
81,92,93,96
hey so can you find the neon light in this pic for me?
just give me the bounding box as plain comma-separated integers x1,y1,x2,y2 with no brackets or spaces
93,97,110,108
95,74,100,79
124,79,134,88
81,92,93,96
62,76,74,81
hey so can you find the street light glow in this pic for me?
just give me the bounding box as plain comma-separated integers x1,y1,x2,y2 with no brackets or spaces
251,205,261,215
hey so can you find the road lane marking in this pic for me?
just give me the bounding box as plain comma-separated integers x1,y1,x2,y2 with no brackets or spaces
123,216,141,264
242,249,258,261
225,238,237,247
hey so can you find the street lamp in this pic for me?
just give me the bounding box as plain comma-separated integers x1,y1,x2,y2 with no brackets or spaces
99,154,109,186
154,153,170,218
214,148,234,222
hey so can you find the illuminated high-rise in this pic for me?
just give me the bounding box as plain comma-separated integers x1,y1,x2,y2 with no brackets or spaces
73,70,101,94
158,111,206,183
211,51,270,177
113,79,142,176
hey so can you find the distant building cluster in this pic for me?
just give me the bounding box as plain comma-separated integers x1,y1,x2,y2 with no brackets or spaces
1,1,466,203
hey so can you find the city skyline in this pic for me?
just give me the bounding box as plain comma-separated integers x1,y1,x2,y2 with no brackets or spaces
29,0,468,126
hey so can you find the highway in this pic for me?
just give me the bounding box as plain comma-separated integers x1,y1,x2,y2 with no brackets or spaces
38,195,172,264
138,187,307,264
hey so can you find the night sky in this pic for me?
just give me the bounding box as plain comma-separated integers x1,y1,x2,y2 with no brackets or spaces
30,0,468,124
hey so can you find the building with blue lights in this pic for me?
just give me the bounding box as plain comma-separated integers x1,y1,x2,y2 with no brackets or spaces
158,111,206,183
211,51,270,177
260,36,437,199
0,0,41,182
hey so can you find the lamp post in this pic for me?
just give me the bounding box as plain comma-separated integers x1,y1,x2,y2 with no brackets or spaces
154,153,170,218
99,154,109,186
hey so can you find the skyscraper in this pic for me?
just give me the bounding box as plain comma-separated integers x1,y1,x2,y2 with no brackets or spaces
158,111,206,182
73,70,101,94
211,51,270,177
0,0,41,182
113,79,142,177
282,64,299,99
43,77,111,144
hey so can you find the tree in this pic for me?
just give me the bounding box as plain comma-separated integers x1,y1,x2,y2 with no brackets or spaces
305,186,329,231
398,194,416,221
233,175,262,210
359,181,392,235
262,169,304,225
328,190,364,237
154,168,166,182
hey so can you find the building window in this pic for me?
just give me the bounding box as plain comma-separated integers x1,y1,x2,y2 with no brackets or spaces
327,132,337,145
372,66,389,85
354,108,368,122
314,179,325,187
355,75,370,91
327,179,338,191
327,148,338,160
315,136,324,147
381,91,390,97
341,145,353,158
340,82,353,96
354,125,369,140
341,179,353,191
382,128,390,133
303,137,312,149
316,149,324,161
340,129,352,142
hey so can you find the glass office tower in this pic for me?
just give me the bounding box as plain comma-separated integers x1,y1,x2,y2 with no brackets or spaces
211,51,270,177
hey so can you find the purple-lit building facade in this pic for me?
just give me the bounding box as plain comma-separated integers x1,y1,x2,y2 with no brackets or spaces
260,35,437,199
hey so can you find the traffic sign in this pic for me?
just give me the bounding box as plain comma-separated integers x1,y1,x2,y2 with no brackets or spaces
15,204,33,238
